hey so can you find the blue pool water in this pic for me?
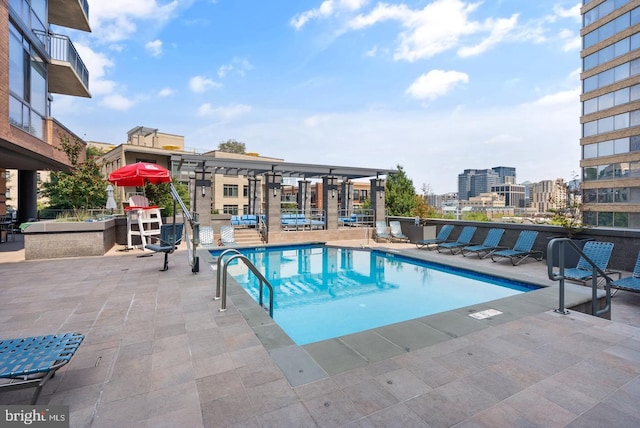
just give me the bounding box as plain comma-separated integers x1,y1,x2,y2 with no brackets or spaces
213,244,540,345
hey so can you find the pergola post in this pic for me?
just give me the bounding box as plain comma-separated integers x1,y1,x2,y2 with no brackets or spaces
247,177,261,215
340,180,353,217
264,172,282,234
298,180,312,215
322,176,339,230
370,178,386,223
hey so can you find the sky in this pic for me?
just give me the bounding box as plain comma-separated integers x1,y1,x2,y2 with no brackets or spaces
53,0,583,194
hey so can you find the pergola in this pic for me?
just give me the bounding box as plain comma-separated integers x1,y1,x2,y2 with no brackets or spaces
171,153,397,232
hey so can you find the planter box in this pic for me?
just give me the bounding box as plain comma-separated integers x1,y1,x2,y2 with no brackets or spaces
22,219,117,260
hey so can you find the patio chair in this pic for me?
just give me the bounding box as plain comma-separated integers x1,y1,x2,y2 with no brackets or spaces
374,221,391,242
0,332,84,404
389,221,409,242
128,194,149,207
220,225,237,246
562,241,616,285
460,228,505,259
490,230,542,265
436,226,477,254
612,251,640,293
416,225,454,250
199,225,215,247
144,223,184,271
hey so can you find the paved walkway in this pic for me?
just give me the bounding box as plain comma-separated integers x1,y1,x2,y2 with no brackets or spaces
1,235,640,427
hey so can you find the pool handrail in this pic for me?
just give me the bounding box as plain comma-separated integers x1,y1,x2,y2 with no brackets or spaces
220,253,274,318
547,237,612,318
215,248,242,300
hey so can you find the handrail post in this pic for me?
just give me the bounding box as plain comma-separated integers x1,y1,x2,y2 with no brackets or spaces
218,253,274,318
215,249,241,300
548,237,613,318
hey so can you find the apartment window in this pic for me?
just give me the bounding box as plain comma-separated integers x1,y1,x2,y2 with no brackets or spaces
8,22,45,139
582,57,640,95
583,6,638,50
5,189,11,199
243,205,249,214
583,109,640,137
223,184,238,197
243,185,248,197
223,205,238,215
584,34,640,73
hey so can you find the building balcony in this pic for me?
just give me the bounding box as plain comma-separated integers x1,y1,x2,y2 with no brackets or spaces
48,0,90,32
46,33,91,98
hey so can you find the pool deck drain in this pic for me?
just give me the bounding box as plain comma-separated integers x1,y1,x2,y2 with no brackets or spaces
469,309,504,320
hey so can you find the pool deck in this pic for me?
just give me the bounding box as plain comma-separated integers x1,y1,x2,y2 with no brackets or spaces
2,234,640,427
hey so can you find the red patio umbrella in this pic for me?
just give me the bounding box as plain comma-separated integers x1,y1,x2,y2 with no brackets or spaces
108,162,171,187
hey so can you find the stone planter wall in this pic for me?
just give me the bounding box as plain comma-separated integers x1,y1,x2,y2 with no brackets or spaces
22,219,117,260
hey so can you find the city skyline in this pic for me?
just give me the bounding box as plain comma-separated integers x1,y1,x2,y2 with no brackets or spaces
53,0,582,193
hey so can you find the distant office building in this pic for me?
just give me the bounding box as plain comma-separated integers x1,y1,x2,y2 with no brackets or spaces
458,168,510,200
530,179,567,214
491,183,526,208
581,0,640,228
492,166,517,184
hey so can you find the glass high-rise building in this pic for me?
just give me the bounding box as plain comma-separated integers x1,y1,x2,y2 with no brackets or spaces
581,0,640,228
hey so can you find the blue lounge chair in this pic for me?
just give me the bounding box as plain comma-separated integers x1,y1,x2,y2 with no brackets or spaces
145,223,184,271
490,230,542,265
389,221,409,242
0,332,84,404
220,225,237,246
437,226,477,254
562,241,616,285
416,225,454,250
461,228,505,259
374,221,391,242
612,252,640,293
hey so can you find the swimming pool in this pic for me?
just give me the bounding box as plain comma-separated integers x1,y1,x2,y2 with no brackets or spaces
214,244,540,345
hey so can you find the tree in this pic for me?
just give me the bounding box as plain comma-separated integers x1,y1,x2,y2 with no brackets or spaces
42,135,107,215
144,181,190,217
385,165,418,216
218,139,246,153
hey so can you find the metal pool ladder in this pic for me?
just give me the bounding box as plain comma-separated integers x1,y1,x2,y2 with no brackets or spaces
215,248,274,317
547,238,612,318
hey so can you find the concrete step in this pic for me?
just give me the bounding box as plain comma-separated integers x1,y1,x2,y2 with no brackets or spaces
233,228,264,246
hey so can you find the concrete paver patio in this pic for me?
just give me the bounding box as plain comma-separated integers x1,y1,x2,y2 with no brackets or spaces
1,234,640,427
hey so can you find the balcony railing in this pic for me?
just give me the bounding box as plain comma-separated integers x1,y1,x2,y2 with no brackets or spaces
43,31,90,97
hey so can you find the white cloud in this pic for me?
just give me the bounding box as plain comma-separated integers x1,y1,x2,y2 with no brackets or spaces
457,14,519,58
291,0,369,30
528,87,580,107
158,87,175,97
304,114,333,127
101,94,135,110
553,3,581,22
89,0,181,44
145,39,163,56
405,70,469,101
217,57,254,78
189,75,221,93
196,103,252,119
348,0,482,62
558,29,581,52
73,43,116,96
